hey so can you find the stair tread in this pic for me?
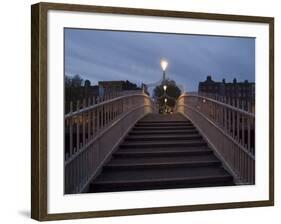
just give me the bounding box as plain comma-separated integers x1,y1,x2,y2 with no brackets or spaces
126,134,202,140
133,126,196,130
129,129,198,135
93,175,232,186
107,155,220,168
116,147,211,154
140,114,187,122
109,154,219,165
93,166,230,183
135,123,194,127
137,121,191,124
121,140,207,147
138,121,191,124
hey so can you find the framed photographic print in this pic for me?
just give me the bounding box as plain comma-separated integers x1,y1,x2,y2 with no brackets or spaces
31,2,274,221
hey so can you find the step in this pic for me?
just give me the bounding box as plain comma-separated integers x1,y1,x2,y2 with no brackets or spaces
140,114,187,122
90,176,234,192
95,163,230,182
114,148,213,157
105,160,221,170
125,134,202,141
90,166,234,192
135,123,194,127
138,120,191,124
120,140,207,148
129,129,199,135
133,126,196,131
105,154,221,170
137,121,192,126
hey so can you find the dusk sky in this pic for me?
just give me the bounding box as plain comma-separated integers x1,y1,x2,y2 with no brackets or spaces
64,28,255,92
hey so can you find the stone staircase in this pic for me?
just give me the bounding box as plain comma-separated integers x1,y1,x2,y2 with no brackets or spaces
89,113,234,193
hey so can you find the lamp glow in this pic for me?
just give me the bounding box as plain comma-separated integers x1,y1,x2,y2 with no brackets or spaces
164,98,167,103
160,59,168,71
163,85,167,91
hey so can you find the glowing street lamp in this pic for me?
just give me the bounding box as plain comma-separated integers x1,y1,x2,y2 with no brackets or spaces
160,59,168,81
160,59,168,71
164,98,168,114
163,85,167,92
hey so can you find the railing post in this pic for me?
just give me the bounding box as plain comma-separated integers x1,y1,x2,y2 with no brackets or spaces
101,97,104,129
88,98,91,141
232,104,235,138
92,96,96,137
76,100,80,151
242,115,245,147
247,117,251,152
96,96,100,132
82,99,86,146
69,101,73,157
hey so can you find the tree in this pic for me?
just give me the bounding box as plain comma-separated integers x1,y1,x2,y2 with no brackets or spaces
64,74,84,113
71,74,83,87
153,79,181,109
65,75,72,88
84,80,91,87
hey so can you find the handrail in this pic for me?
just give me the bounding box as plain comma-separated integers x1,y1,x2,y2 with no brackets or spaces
175,94,255,184
65,102,154,166
65,93,154,159
65,93,150,118
64,93,155,193
181,104,255,160
196,92,255,113
177,94,255,118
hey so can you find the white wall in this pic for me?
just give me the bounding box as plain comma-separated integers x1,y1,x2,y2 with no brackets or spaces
0,0,280,223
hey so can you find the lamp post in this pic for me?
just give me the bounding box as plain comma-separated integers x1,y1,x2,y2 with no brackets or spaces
160,59,168,114
164,98,167,114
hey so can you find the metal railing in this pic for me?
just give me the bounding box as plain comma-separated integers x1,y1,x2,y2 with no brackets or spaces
64,93,155,193
198,92,255,113
65,90,145,114
175,94,255,184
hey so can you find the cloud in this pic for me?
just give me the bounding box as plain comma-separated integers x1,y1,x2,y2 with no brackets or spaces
65,28,255,91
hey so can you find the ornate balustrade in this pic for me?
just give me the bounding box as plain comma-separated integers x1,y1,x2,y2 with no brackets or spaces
64,93,155,193
175,94,255,184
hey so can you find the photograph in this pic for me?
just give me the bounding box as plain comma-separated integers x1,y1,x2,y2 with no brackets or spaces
1,0,278,222
30,3,274,220
64,28,256,194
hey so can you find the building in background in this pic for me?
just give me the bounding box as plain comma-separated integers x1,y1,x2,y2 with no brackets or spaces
65,76,146,113
198,76,255,112
98,80,143,96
